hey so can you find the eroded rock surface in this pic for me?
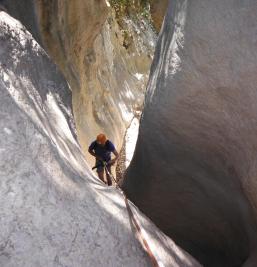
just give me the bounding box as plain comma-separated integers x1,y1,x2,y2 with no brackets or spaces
0,11,200,267
150,0,169,31
123,1,257,266
35,1,156,162
0,0,156,163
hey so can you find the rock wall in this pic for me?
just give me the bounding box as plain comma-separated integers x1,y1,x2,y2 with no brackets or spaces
71,13,155,159
0,0,156,164
34,0,156,164
149,0,169,31
123,1,257,266
0,0,42,42
0,11,200,267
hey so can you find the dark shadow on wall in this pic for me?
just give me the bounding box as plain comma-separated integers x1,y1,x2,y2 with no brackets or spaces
122,1,257,266
0,0,42,44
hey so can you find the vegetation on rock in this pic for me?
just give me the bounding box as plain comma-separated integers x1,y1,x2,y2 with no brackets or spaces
109,0,151,20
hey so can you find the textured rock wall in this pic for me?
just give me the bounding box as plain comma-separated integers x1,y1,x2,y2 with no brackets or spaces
150,0,169,31
34,0,155,164
0,11,200,267
0,0,156,164
0,0,42,42
36,0,109,85
71,13,155,159
123,1,257,266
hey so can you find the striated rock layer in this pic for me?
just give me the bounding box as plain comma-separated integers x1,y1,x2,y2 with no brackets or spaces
123,1,257,266
0,11,200,267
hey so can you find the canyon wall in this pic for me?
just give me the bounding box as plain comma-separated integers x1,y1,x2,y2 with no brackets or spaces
35,0,156,164
150,0,169,31
0,0,165,167
123,1,257,266
0,0,156,162
0,11,200,267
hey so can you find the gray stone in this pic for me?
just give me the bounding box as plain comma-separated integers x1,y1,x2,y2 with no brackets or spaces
0,11,200,267
123,1,257,266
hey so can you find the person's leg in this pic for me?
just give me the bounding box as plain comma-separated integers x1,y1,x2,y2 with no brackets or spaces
96,161,106,184
97,170,106,184
105,165,112,186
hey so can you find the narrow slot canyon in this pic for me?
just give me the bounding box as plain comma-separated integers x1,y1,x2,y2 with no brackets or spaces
1,1,257,267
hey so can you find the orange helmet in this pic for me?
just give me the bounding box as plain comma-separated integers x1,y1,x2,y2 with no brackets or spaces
96,133,107,145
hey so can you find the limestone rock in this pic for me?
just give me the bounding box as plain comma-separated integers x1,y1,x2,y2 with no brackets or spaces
34,1,156,162
0,11,200,267
123,1,257,266
1,1,155,162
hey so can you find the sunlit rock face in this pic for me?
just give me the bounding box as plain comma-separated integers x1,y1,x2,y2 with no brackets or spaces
149,0,169,31
0,12,201,267
71,14,155,158
33,1,156,163
1,1,155,162
123,1,257,266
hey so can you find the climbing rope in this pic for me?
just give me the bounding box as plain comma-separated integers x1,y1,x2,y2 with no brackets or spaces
104,165,160,267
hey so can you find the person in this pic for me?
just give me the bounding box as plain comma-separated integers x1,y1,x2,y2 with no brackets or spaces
88,133,119,186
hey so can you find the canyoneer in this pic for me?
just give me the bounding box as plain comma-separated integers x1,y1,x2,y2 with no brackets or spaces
88,134,119,186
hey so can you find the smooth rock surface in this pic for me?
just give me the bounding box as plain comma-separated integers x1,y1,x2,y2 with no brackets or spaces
0,0,156,161
123,1,257,266
35,1,156,160
0,11,200,267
